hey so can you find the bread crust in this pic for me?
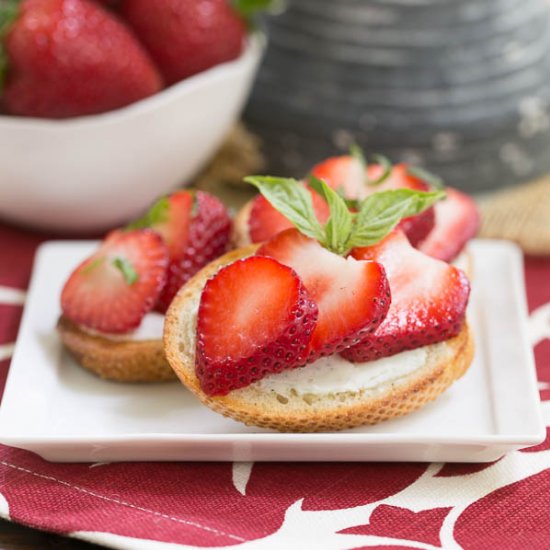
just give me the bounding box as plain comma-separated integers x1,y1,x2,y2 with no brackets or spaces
57,316,175,383
164,246,474,432
231,200,253,248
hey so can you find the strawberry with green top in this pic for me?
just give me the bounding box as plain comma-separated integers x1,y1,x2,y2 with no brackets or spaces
120,0,274,85
61,229,168,333
0,0,162,118
129,190,232,313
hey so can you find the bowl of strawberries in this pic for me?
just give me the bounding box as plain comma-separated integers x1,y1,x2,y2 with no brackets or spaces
0,0,265,233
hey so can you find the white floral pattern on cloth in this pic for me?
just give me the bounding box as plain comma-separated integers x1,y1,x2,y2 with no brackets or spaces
0,284,548,549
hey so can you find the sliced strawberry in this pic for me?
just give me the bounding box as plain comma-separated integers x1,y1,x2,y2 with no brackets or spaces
61,229,168,334
144,191,194,261
132,190,232,313
257,229,390,362
418,187,480,262
248,187,330,244
310,155,366,199
373,164,436,247
195,256,318,396
311,157,435,247
157,191,232,312
342,230,470,362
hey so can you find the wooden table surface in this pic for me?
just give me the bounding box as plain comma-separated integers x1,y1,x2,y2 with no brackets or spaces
0,519,101,549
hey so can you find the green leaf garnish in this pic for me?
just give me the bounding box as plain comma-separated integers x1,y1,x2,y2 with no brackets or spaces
244,176,324,242
406,166,445,190
82,257,104,275
349,189,446,249
309,176,353,255
350,143,367,171
0,0,18,37
368,154,392,186
127,196,170,230
0,0,19,94
232,0,285,27
349,145,394,187
246,176,445,256
113,257,138,285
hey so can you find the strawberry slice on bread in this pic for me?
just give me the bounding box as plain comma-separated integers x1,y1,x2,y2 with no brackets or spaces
196,256,318,396
258,229,390,362
419,187,480,262
342,230,470,362
164,174,475,431
61,229,168,334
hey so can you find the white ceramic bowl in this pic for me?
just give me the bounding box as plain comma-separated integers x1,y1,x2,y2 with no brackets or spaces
0,36,264,233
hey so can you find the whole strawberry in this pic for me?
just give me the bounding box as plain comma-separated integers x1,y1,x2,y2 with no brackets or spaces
120,0,247,85
0,0,163,118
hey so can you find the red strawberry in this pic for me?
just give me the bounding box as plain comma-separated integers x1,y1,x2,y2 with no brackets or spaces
310,155,366,199
341,230,470,362
418,187,480,262
132,190,232,313
257,229,390,362
248,188,331,244
120,0,246,85
195,256,318,396
1,0,162,119
311,157,435,247
61,229,168,333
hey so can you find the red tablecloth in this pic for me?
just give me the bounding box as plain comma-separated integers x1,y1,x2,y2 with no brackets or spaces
0,221,549,549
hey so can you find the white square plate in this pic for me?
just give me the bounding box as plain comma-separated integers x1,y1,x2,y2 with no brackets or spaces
0,240,544,462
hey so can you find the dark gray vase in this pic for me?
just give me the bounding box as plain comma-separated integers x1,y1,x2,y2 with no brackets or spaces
245,0,550,192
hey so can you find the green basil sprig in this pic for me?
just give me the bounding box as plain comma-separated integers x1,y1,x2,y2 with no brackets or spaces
245,175,445,256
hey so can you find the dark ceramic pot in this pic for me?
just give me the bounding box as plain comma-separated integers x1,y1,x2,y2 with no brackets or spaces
245,0,550,191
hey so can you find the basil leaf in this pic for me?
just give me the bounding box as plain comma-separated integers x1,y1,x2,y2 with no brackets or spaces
407,166,445,190
232,0,285,27
308,176,353,254
245,176,324,242
113,257,138,285
349,144,367,171
127,196,170,229
350,189,445,249
368,154,392,186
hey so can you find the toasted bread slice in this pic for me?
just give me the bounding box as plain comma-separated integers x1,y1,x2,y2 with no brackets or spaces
164,247,474,432
57,316,175,382
232,200,253,248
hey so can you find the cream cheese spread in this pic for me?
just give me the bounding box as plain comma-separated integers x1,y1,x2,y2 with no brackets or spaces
255,347,428,396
